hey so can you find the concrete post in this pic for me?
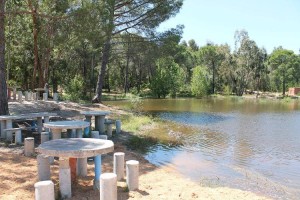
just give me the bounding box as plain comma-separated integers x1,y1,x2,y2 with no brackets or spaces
44,116,50,132
76,129,83,138
93,155,102,190
41,132,49,144
126,160,139,191
51,129,61,140
17,91,22,102
28,92,32,101
91,131,99,139
32,93,37,101
100,173,117,200
95,116,100,132
0,121,5,139
24,137,35,156
24,91,29,101
5,130,13,142
37,154,51,181
37,117,43,134
114,152,125,181
116,120,121,134
71,129,76,138
107,124,113,137
76,158,87,177
15,129,22,144
34,180,55,200
13,87,17,100
59,158,72,199
43,93,48,101
99,135,108,140
53,93,58,102
6,119,12,129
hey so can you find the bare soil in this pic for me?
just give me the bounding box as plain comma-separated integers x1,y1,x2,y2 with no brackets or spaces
0,100,271,200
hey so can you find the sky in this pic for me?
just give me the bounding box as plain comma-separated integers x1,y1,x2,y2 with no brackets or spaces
158,0,300,54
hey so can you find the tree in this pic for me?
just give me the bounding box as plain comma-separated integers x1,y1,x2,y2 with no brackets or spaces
0,0,9,115
191,65,210,97
93,0,183,102
268,48,297,95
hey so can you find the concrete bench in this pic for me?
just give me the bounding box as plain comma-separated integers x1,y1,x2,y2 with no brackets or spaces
4,128,22,144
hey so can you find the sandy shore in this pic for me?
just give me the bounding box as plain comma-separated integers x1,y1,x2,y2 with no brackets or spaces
0,101,271,200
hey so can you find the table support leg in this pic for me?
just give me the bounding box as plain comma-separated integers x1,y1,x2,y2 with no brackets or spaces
51,129,62,140
44,116,50,132
93,155,102,190
95,116,100,132
71,129,76,138
84,116,92,137
95,116,105,134
59,157,72,199
0,120,6,139
77,158,87,177
76,129,83,138
69,158,77,183
37,117,43,134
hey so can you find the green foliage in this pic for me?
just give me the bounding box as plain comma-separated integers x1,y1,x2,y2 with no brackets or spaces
223,85,232,96
191,66,210,97
150,57,184,98
64,75,87,101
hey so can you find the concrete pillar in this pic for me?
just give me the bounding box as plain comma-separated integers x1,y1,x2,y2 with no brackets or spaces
24,137,35,157
116,120,121,134
34,180,55,200
6,119,12,129
76,129,83,138
99,116,105,134
13,87,17,100
32,93,37,101
59,158,72,199
28,92,33,101
126,160,139,191
53,93,58,102
91,131,99,139
24,91,29,101
76,158,87,177
41,132,49,144
15,129,22,144
44,116,50,132
99,135,108,140
37,117,43,134
43,93,48,101
107,123,113,137
93,155,102,190
100,173,117,200
17,91,22,102
84,116,92,137
71,129,76,138
37,154,51,181
95,116,100,132
114,152,125,181
51,129,61,140
5,130,13,142
0,120,5,139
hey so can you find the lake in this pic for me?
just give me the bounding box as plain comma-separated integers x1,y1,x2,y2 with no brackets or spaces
105,97,300,199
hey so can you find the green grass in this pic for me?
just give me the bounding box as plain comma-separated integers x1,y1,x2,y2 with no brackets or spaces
121,114,153,133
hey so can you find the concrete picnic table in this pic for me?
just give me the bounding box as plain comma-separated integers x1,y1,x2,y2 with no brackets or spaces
36,138,114,198
0,112,57,139
34,88,46,100
80,111,111,134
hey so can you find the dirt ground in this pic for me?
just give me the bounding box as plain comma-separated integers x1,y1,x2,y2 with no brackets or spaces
0,101,271,200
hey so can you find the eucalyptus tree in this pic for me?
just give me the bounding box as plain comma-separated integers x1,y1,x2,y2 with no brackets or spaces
268,48,298,95
0,0,9,114
92,0,183,102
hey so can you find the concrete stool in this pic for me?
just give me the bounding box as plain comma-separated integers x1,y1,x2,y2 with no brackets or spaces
59,158,72,198
91,131,99,139
126,160,139,191
99,135,108,140
34,180,55,200
43,93,48,101
115,120,121,134
28,91,33,101
24,91,29,101
41,132,50,144
17,91,22,102
37,154,51,181
24,137,35,156
53,93,58,102
114,152,125,181
32,92,37,101
105,120,114,137
4,128,21,143
100,173,117,200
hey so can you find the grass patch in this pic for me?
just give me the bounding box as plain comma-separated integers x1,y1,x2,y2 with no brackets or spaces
121,114,153,133
125,135,158,154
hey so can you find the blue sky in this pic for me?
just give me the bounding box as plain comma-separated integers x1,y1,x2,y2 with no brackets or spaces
158,0,300,54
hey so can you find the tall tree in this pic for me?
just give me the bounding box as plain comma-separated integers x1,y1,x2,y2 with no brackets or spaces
0,0,9,115
93,0,183,102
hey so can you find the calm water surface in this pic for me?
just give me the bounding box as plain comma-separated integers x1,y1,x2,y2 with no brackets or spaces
105,98,300,199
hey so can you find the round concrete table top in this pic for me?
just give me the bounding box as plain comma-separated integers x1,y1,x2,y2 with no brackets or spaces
36,138,114,158
35,88,46,91
43,120,90,129
80,111,111,116
0,112,57,120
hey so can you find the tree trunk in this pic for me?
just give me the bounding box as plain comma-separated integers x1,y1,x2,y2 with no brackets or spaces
0,0,9,115
124,54,129,94
93,40,111,103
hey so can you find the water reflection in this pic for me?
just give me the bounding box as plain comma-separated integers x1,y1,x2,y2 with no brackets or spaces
105,98,300,199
